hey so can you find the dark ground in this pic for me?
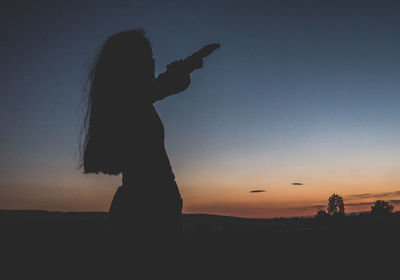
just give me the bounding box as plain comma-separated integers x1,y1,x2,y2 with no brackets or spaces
1,210,399,276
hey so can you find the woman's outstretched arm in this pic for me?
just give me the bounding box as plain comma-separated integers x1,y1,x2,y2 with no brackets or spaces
150,66,192,103
149,43,220,103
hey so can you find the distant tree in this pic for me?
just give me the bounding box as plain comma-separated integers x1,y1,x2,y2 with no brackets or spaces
327,193,345,216
370,200,394,216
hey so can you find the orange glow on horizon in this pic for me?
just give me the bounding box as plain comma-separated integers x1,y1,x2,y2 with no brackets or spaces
1,166,400,218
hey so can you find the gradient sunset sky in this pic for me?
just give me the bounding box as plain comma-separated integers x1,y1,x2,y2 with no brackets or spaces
1,0,400,218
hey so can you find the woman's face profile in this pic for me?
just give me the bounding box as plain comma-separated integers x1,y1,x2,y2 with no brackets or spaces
148,48,155,78
131,43,155,79
146,46,156,79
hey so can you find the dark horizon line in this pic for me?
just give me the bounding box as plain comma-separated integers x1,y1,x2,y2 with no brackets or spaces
1,208,394,220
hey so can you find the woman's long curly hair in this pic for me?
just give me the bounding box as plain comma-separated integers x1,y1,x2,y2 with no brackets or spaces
79,29,154,175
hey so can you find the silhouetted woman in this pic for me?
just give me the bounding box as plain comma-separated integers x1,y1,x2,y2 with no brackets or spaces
80,29,219,243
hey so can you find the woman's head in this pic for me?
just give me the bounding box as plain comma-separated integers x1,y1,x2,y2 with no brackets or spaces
91,29,154,87
80,29,154,175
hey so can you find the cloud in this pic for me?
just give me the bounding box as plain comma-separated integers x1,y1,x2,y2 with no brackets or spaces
292,183,304,186
344,202,377,207
345,191,400,200
294,199,400,212
343,200,400,207
250,190,266,193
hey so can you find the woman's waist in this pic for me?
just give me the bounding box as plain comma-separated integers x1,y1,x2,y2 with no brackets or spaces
121,171,180,199
122,168,175,185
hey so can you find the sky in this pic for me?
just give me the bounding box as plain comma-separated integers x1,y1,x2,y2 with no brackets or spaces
1,0,400,218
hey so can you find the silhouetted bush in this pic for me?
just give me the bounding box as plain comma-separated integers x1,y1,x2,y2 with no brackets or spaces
370,200,394,216
314,210,330,228
316,210,329,217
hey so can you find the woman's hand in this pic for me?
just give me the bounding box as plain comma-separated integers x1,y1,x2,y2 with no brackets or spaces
196,43,220,58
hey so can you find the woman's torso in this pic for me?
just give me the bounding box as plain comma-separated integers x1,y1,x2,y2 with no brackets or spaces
121,103,175,186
